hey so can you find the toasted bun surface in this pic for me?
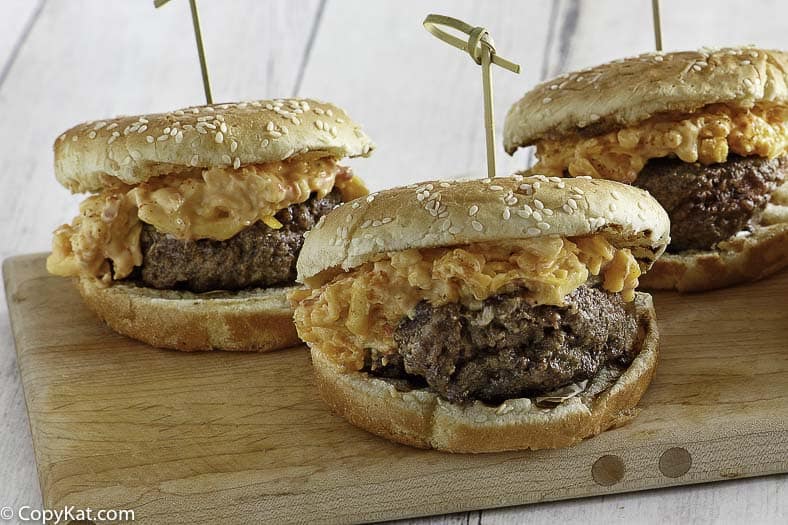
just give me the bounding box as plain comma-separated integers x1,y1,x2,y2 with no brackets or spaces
297,175,670,283
55,98,375,193
504,47,788,152
640,222,788,292
77,277,299,352
310,292,658,452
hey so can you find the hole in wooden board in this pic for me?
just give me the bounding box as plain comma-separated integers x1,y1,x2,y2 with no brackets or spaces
592,454,625,486
659,447,692,478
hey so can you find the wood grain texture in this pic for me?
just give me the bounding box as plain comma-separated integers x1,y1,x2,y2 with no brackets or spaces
4,254,787,525
1,0,788,523
0,0,320,517
296,0,554,191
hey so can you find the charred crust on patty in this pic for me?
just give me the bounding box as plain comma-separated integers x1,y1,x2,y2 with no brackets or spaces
634,155,787,252
368,285,638,405
135,189,341,292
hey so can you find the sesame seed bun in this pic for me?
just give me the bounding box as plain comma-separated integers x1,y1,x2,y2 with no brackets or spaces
77,277,299,352
297,175,670,284
503,47,788,152
310,292,658,453
54,98,375,193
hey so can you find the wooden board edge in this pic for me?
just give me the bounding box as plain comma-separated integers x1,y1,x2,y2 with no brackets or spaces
2,253,51,511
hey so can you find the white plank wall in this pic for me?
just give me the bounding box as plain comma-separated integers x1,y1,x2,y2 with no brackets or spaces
0,1,786,523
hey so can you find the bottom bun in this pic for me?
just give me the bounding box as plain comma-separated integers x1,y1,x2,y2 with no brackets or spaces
78,277,299,352
640,223,788,292
310,292,659,453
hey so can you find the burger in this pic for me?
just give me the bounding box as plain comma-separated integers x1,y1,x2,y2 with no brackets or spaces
47,98,373,351
504,47,788,291
292,175,669,452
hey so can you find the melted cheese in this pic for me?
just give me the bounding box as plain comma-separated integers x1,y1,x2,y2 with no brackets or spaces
292,235,641,370
47,158,367,281
535,104,788,182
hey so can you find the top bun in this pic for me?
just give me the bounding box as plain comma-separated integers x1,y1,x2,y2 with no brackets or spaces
297,175,670,282
504,47,788,153
54,98,375,193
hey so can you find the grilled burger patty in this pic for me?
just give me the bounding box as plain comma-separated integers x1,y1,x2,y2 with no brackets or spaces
365,285,638,405
633,155,786,252
135,189,342,292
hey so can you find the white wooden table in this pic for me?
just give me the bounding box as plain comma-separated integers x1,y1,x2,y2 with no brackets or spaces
0,1,785,523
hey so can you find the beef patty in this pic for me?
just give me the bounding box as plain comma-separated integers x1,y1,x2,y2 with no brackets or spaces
135,189,341,292
633,155,786,252
365,285,638,405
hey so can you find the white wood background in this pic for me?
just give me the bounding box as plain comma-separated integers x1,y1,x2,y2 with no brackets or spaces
0,1,785,523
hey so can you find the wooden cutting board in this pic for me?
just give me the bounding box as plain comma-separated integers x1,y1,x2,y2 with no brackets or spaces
4,254,788,524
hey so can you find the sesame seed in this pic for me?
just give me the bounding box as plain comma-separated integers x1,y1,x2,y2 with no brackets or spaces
220,123,228,134
471,220,484,231
740,60,751,66
270,131,282,138
261,139,270,147
568,199,578,210
315,120,324,130
314,107,325,115
372,220,382,227
157,134,168,142
175,131,183,143
543,97,552,104
543,208,554,216
610,190,621,200
609,203,617,212
516,209,531,219
230,140,238,153
330,126,338,137
163,127,171,134
381,217,393,224
538,222,551,230
361,219,372,229
366,194,375,203
654,55,664,62
190,154,199,166
351,202,360,209
416,193,425,202
215,131,224,143
489,185,504,191
88,131,97,139
291,116,301,125
146,136,154,143
469,205,479,216
562,204,573,214
448,226,462,235
590,113,600,121
534,199,545,210
139,117,149,123
503,208,511,220
526,227,541,236
233,157,241,169
130,149,141,160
